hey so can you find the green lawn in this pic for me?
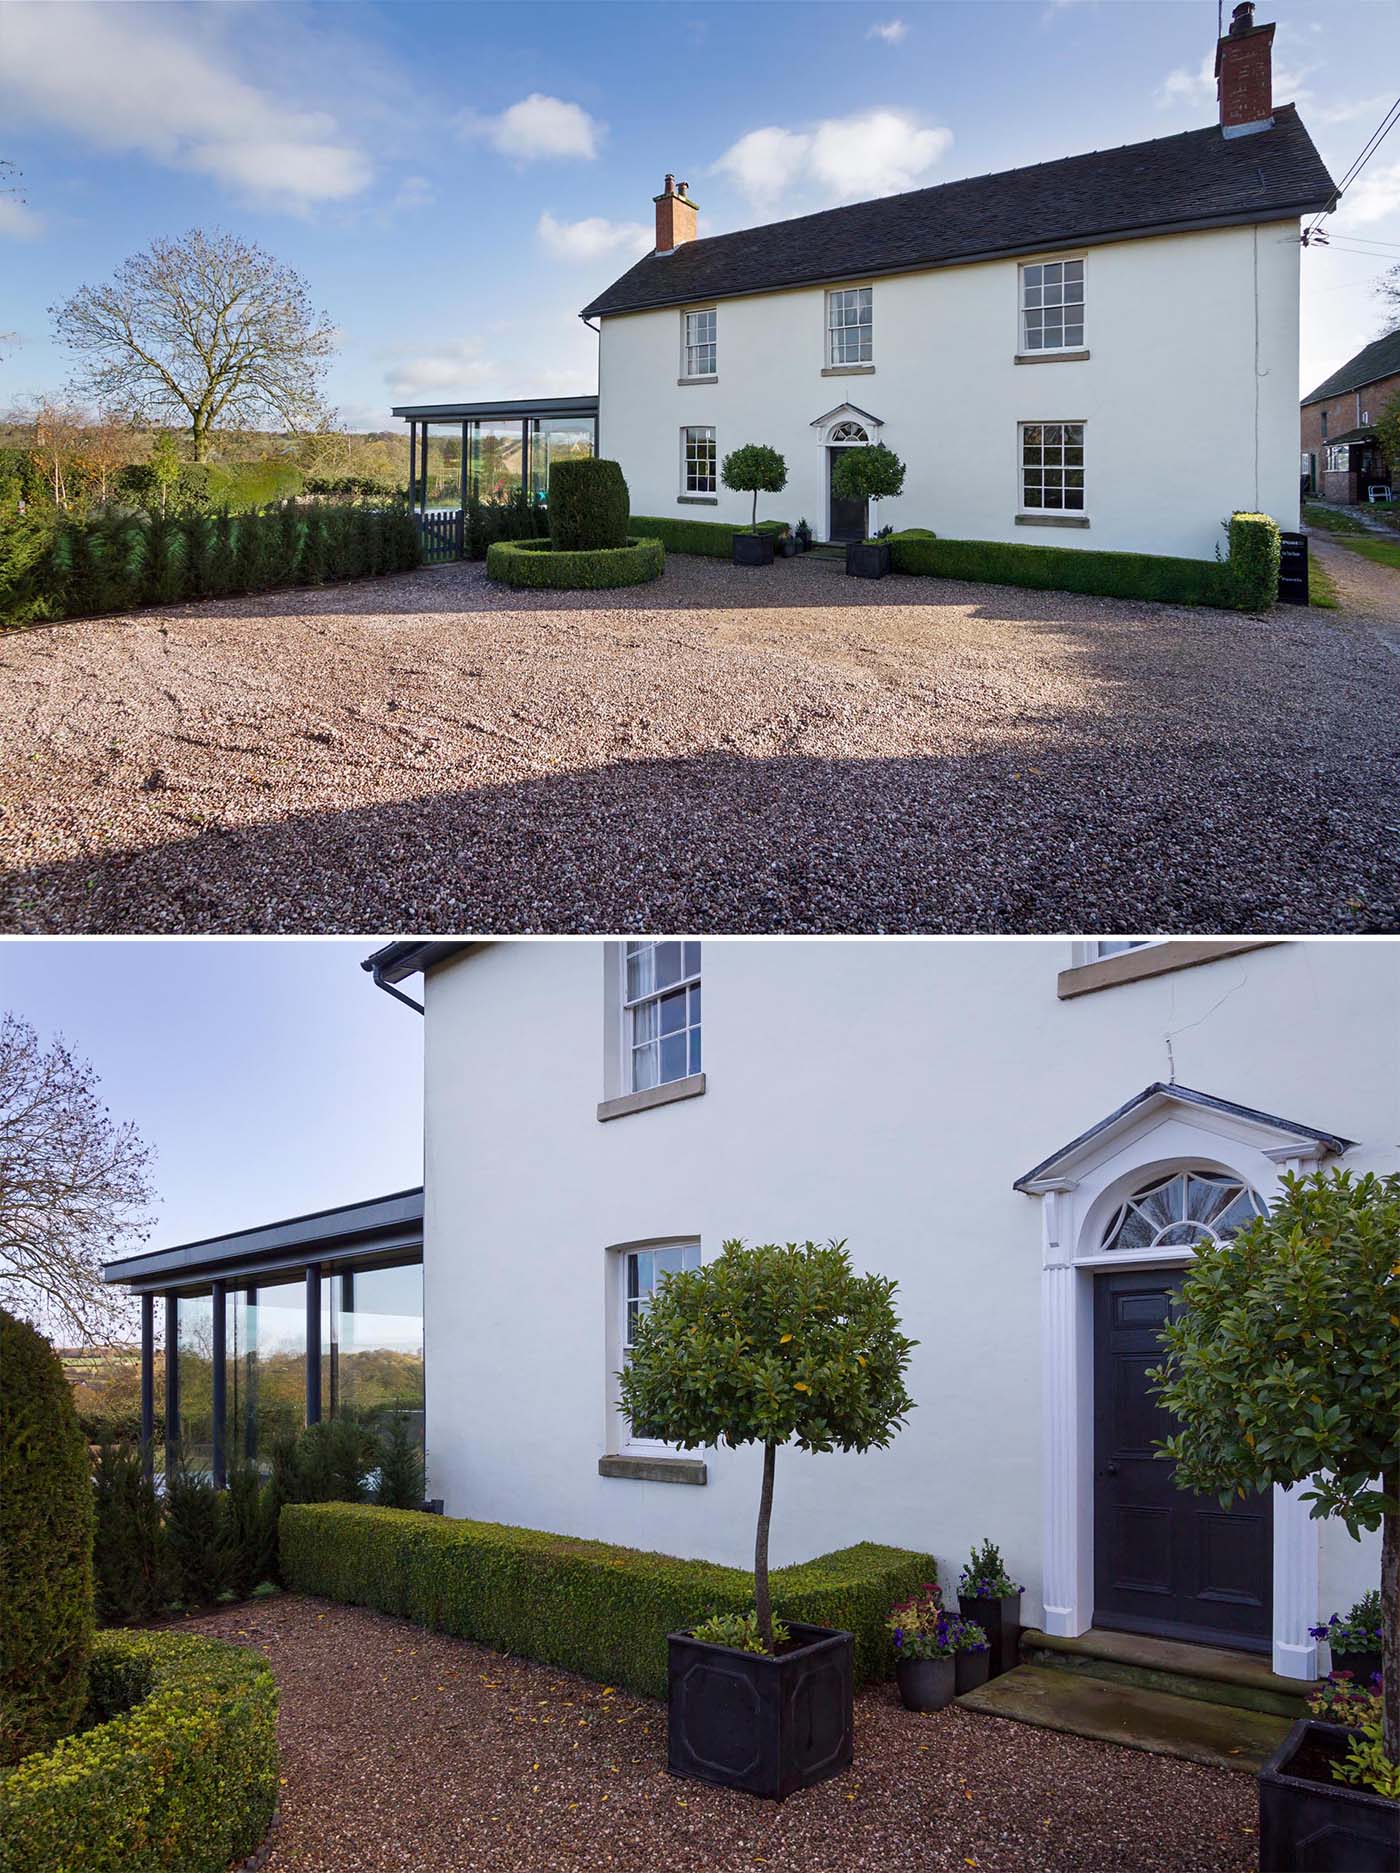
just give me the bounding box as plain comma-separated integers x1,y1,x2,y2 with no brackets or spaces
1308,556,1342,609
1303,502,1369,534
1340,536,1400,573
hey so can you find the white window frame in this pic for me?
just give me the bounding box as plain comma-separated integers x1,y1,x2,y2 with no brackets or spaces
609,1237,701,1454
681,307,717,379
680,426,716,497
621,941,701,1094
826,286,873,367
1019,420,1086,516
1018,255,1085,355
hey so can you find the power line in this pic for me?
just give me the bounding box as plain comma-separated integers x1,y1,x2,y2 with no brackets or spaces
1305,93,1400,243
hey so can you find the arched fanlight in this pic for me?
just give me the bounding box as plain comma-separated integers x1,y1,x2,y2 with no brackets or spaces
829,421,869,443
1101,1171,1265,1253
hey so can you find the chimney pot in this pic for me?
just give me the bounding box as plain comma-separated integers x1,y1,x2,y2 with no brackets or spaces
1215,4,1274,138
653,171,699,254
1229,2,1254,35
663,173,675,194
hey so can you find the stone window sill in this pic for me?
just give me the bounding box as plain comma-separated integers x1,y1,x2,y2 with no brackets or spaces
597,1072,706,1122
821,364,875,377
1016,513,1090,529
677,495,718,506
599,1454,707,1485
1015,349,1090,365
677,375,718,386
1057,939,1277,1000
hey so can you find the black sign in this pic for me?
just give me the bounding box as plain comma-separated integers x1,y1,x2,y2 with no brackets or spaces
1278,529,1309,605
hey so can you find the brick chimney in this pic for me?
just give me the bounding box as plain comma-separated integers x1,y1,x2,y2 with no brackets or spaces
1215,2,1275,138
653,175,698,255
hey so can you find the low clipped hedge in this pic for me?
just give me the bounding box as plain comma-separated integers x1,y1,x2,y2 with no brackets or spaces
280,1503,933,1698
486,534,663,591
549,458,629,551
886,531,1240,607
1225,511,1282,609
630,515,788,558
0,1630,278,1873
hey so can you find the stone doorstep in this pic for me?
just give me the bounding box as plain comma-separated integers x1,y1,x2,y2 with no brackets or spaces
956,1665,1291,1775
1020,1627,1319,1720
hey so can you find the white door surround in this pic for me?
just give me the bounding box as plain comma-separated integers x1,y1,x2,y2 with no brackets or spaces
1016,1083,1353,1680
810,402,882,544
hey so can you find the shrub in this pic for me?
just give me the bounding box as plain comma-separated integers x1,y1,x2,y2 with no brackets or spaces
1226,511,1281,610
720,443,788,530
281,1503,934,1698
886,531,1240,607
0,1629,278,1873
163,1466,237,1607
92,1443,171,1626
0,1310,94,1765
549,458,629,551
486,535,663,591
831,444,906,534
374,1412,426,1510
465,488,544,560
627,515,788,558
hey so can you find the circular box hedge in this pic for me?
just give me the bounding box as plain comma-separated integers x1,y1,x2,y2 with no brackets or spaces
0,1629,278,1873
486,535,664,591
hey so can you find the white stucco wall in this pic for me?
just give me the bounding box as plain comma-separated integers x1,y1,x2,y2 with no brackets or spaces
598,220,1301,561
421,939,1389,1641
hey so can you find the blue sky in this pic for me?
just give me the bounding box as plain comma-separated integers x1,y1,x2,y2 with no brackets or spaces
2,0,1398,429
0,938,423,1256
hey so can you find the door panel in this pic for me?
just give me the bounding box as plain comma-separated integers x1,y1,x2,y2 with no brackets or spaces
828,451,867,542
1093,1270,1271,1650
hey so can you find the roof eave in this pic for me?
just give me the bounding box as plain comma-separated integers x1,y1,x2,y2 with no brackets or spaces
362,940,481,985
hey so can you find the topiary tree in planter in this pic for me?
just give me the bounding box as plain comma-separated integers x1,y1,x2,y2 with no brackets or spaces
1148,1169,1399,1766
830,443,906,538
0,1308,95,1763
548,458,629,551
619,1238,915,1652
720,444,788,533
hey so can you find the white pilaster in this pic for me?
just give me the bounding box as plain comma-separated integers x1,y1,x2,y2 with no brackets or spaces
1032,1177,1087,1638
1272,1482,1321,1679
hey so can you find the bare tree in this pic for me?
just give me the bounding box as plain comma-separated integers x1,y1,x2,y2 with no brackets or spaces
52,228,337,462
0,1013,155,1343
9,399,88,509
77,411,140,504
1379,262,1400,333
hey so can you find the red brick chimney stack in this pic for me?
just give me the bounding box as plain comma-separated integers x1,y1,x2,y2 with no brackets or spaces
1216,2,1275,139
654,175,698,255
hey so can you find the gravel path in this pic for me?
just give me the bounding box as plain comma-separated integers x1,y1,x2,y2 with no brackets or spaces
2,555,1398,933
1306,528,1400,622
185,1595,1259,1873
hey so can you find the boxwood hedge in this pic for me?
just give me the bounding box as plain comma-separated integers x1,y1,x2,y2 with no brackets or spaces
548,458,630,551
629,516,788,558
486,535,664,591
0,1630,278,1873
280,1503,934,1698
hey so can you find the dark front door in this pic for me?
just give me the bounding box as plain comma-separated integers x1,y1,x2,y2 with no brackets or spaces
828,450,867,542
1094,1270,1272,1651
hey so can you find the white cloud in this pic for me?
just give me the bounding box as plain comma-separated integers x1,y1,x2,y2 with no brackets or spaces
392,175,436,212
0,0,370,209
0,196,42,238
386,342,502,399
868,19,907,44
714,110,953,212
1310,92,1396,127
1157,52,1214,110
1341,161,1400,227
536,211,651,263
462,94,602,163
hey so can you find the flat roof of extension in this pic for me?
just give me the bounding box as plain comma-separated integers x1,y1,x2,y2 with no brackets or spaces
390,395,599,422
102,1187,424,1294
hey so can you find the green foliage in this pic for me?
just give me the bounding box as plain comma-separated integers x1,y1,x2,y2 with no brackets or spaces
830,443,906,513
465,488,543,560
548,458,630,551
617,1240,916,1457
1372,388,1400,485
0,1311,94,1765
886,531,1240,607
959,1538,1022,1599
92,1444,171,1625
886,1580,950,1660
224,1461,280,1598
374,1412,426,1510
1226,511,1281,610
141,511,184,608
690,1610,791,1653
280,1503,935,1697
163,1466,237,1607
0,498,59,624
626,515,788,558
0,1629,278,1873
1330,1701,1400,1800
486,535,664,590
270,1416,377,1507
299,504,326,586
149,431,181,512
720,444,788,528
208,509,237,598
1302,503,1368,535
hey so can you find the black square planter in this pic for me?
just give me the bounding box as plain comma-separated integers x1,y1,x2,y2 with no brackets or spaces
732,531,776,567
1258,1719,1400,1872
668,1621,854,1801
957,1593,1021,1679
845,541,890,579
1330,1648,1383,1687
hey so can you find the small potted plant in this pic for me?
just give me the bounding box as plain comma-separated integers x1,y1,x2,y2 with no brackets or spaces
1259,1674,1399,1872
1312,1592,1385,1689
957,1539,1023,1680
832,444,906,579
950,1613,991,1694
620,1238,916,1801
777,525,798,558
887,1582,955,1712
794,518,812,552
721,444,788,566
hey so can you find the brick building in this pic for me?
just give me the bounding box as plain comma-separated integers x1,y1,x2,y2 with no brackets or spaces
1300,326,1399,501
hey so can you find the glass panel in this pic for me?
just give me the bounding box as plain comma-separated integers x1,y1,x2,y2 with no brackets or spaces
1024,265,1042,288
231,1277,306,1468
660,1031,687,1083
654,1246,683,1280
419,423,464,512
1064,259,1083,283
1159,1221,1212,1247
1064,323,1084,347
626,942,654,1001
1105,1206,1156,1251
1024,286,1042,308
653,941,683,989
1213,1189,1265,1238
1023,425,1042,446
632,1001,658,1044
468,420,524,503
683,941,700,977
659,989,686,1034
633,1040,659,1090
1186,1175,1235,1222
328,1262,424,1455
688,983,701,1023
529,417,594,507
177,1293,216,1473
689,1028,702,1075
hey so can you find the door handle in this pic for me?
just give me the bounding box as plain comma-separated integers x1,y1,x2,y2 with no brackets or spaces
1101,1464,1119,1477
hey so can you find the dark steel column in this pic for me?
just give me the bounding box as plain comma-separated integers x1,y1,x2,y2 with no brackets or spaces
140,1292,155,1479
457,419,468,558
211,1278,227,1487
163,1292,179,1479
244,1286,258,1462
305,1263,321,1425
408,421,417,510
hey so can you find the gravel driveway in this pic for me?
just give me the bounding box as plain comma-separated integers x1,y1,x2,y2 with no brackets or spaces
2,554,1397,933
187,1594,1257,1873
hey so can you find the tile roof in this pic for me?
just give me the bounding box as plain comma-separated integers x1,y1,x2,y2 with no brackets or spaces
581,106,1334,320
1302,326,1400,406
